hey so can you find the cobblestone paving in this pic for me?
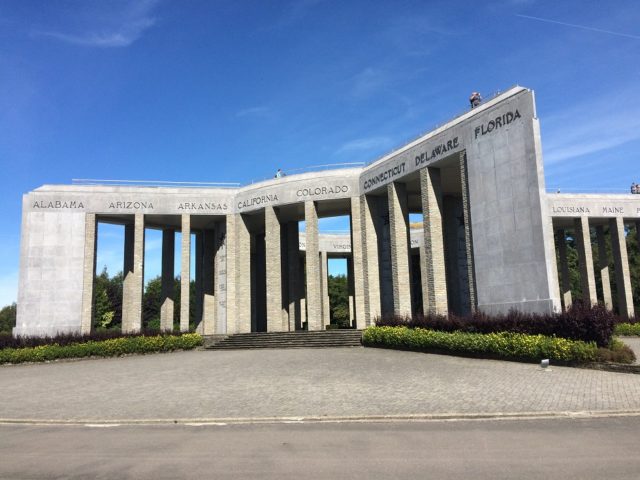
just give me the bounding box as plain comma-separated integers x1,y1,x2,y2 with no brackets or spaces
1,348,640,421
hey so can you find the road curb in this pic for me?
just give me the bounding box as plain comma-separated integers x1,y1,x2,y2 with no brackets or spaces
3,410,640,426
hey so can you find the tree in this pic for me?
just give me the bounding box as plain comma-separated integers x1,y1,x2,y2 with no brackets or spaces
0,303,17,333
328,274,350,328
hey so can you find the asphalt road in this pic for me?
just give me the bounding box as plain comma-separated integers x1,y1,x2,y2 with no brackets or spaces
2,416,639,479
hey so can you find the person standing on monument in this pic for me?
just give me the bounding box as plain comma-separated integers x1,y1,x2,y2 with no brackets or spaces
275,168,283,179
469,92,482,108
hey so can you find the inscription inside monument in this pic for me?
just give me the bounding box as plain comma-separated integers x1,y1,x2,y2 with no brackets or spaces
331,243,350,250
363,162,406,190
108,201,154,210
177,202,228,211
602,206,623,214
32,200,85,209
474,110,521,139
415,137,459,167
551,206,591,214
238,194,279,209
296,185,349,197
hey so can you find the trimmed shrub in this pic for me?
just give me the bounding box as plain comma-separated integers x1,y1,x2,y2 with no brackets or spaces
0,333,203,364
596,339,636,363
363,326,598,363
614,323,640,336
375,303,615,347
0,328,193,350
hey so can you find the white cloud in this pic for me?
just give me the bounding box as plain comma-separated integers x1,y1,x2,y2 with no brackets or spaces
33,0,159,48
235,106,273,119
335,136,392,155
542,87,640,164
0,270,18,306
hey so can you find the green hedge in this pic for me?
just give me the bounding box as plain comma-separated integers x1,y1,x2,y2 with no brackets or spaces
614,323,640,336
0,333,203,364
362,326,597,363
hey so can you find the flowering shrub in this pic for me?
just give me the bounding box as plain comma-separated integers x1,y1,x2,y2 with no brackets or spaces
363,326,598,363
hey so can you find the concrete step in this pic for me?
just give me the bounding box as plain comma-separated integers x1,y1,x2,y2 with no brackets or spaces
204,330,363,350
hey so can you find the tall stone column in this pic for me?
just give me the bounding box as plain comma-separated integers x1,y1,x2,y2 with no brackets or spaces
194,231,204,328
180,214,191,332
265,206,284,332
350,198,366,328
387,181,412,316
122,214,144,333
459,152,477,312
305,201,322,331
362,195,381,323
595,225,613,311
286,222,301,331
574,216,597,306
214,221,227,334
420,167,448,316
556,229,572,310
225,214,238,333
347,256,355,327
201,229,216,335
610,218,635,318
160,228,175,332
321,250,330,328
236,214,252,333
81,213,97,335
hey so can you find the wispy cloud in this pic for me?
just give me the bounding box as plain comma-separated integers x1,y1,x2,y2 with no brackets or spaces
235,106,273,119
32,0,160,48
335,136,392,155
351,68,390,99
542,86,640,164
516,14,640,40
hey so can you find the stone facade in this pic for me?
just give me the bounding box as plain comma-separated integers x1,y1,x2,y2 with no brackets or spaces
15,86,640,337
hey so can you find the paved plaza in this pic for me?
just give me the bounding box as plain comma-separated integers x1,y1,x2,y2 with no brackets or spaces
1,347,640,423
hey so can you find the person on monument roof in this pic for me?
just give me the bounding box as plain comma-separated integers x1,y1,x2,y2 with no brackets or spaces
469,92,482,109
275,168,284,179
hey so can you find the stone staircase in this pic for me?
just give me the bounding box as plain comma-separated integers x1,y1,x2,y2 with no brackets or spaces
204,330,363,350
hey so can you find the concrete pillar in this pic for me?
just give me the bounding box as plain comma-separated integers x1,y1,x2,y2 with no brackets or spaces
610,218,635,318
300,297,307,328
595,225,613,311
347,256,355,327
305,201,322,331
350,198,366,328
459,152,477,312
420,167,448,316
225,214,238,334
321,250,330,328
194,231,204,328
387,182,412,316
265,206,284,332
362,195,381,323
214,222,227,334
180,214,191,332
160,228,175,332
286,222,301,331
574,216,597,306
80,213,97,335
556,229,572,310
236,214,252,332
122,214,144,333
201,230,216,335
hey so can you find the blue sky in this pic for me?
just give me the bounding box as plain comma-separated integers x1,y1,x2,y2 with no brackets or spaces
0,0,639,305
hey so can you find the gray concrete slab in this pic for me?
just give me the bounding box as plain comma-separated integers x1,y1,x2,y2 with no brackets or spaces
2,417,640,480
1,348,640,422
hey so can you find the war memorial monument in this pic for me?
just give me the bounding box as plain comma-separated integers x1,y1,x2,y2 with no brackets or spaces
13,86,640,337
